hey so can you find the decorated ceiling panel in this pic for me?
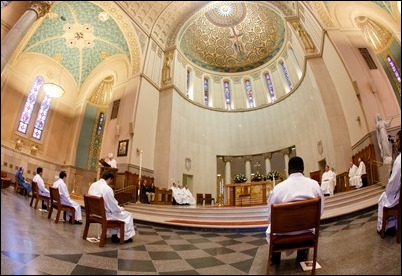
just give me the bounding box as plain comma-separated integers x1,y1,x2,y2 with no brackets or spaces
23,1,130,86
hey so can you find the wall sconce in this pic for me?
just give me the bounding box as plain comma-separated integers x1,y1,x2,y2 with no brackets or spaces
356,116,361,125
15,138,23,151
30,144,38,156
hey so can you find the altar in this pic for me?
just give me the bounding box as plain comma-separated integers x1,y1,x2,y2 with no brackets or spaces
224,181,274,206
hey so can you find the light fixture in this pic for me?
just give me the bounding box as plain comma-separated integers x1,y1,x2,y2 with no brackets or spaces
43,82,65,98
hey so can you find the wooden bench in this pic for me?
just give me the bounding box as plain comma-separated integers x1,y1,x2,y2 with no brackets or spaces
1,170,12,189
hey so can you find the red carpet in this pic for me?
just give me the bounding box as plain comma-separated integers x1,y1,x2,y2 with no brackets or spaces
167,219,268,226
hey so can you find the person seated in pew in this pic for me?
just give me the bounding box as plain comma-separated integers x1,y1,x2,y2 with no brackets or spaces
321,165,335,196
141,179,149,203
350,157,366,188
88,170,135,243
170,182,184,205
183,185,196,205
16,166,32,196
146,182,156,203
348,161,358,188
52,171,83,224
32,167,50,210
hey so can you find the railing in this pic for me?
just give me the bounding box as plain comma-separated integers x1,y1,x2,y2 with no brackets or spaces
114,185,137,206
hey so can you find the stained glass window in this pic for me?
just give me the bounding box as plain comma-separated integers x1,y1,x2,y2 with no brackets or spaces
18,76,44,134
387,56,401,83
224,81,231,110
280,62,293,90
204,78,209,106
32,94,52,140
265,73,276,102
244,80,255,108
97,112,105,135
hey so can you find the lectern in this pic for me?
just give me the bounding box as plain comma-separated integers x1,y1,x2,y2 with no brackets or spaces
99,159,118,189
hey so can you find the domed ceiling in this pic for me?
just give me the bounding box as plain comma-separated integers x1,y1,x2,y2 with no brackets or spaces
178,2,286,73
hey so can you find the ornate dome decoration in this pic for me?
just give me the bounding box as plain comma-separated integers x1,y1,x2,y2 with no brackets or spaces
179,1,286,73
354,16,393,53
205,2,247,27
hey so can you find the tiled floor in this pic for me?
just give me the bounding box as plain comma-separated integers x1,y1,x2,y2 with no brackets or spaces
1,187,401,275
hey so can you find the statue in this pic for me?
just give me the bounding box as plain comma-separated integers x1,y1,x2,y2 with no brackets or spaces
162,55,172,84
375,113,393,164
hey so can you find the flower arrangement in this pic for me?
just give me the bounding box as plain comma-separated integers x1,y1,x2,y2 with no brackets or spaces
233,174,247,183
251,173,263,182
267,170,280,180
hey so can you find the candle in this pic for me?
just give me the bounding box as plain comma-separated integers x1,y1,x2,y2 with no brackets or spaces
139,151,142,179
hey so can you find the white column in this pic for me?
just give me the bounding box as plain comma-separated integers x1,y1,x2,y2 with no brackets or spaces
1,1,52,73
223,156,233,185
282,148,290,178
244,155,252,182
263,153,272,175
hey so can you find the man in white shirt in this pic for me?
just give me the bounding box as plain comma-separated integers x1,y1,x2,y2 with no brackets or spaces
266,156,325,265
52,171,82,224
88,170,135,243
33,167,50,210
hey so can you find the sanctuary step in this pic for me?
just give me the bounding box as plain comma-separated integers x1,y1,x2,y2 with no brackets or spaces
123,184,385,231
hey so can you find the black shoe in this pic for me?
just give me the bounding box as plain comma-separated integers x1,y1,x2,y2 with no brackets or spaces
111,234,120,244
385,226,396,236
74,221,82,225
271,252,281,265
296,250,308,262
124,238,133,244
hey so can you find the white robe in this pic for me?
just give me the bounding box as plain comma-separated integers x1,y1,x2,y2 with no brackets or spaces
171,186,184,204
377,153,401,232
266,173,325,243
52,178,82,221
88,179,135,240
321,171,335,196
351,161,366,188
348,164,358,187
33,174,50,197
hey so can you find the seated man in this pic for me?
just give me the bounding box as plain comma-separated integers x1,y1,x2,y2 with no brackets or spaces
141,179,149,203
52,171,83,224
32,167,50,210
348,161,358,187
171,182,184,205
146,182,156,203
16,167,32,196
88,170,135,243
321,165,334,196
351,157,366,188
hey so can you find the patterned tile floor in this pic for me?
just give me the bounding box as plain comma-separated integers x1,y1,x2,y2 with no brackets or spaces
1,187,400,275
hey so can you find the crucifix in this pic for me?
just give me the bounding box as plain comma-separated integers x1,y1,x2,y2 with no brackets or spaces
229,26,244,53
254,161,261,174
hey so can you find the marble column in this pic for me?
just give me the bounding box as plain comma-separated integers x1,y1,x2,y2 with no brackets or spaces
281,148,291,178
1,1,52,73
263,153,272,176
244,155,252,182
223,156,233,185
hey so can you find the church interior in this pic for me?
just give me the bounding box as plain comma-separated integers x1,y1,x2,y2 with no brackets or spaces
1,1,401,274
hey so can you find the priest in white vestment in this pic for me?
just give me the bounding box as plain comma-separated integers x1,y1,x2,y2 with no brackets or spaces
321,165,335,196
351,158,366,188
88,170,135,242
348,161,358,187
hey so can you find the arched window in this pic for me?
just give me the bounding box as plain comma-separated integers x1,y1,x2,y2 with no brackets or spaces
17,76,53,140
203,77,209,106
18,76,44,134
186,69,190,98
32,94,52,140
224,81,231,110
387,55,401,83
280,61,293,91
244,79,255,108
264,73,276,102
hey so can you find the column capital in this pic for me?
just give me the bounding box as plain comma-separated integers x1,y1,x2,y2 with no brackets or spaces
281,148,291,155
262,152,272,159
223,156,233,163
29,1,53,18
243,155,253,162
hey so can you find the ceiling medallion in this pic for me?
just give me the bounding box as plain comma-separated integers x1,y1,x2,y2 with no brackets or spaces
205,1,247,27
